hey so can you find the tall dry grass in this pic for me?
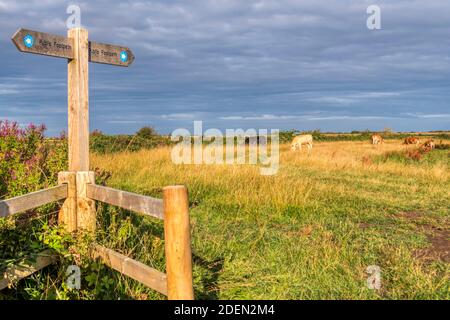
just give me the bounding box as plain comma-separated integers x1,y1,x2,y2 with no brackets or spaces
91,140,449,299
92,140,449,210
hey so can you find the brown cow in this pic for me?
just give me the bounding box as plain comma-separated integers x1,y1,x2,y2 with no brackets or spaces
371,134,383,145
404,137,420,145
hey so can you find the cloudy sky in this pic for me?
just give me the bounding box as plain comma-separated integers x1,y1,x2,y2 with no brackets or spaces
0,0,449,135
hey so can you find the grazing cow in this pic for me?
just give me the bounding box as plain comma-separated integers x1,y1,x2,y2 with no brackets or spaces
404,137,420,145
291,134,313,152
371,134,383,145
422,139,435,150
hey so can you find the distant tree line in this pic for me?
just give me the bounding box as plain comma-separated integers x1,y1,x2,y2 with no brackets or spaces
89,126,172,154
84,126,450,154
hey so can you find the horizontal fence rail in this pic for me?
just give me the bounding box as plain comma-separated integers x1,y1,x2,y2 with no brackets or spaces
0,185,68,218
0,250,57,290
92,244,167,295
86,184,164,220
0,180,193,299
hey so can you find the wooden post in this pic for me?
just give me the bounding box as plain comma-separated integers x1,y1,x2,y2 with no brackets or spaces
68,28,89,172
67,28,95,232
58,172,77,232
163,186,194,300
76,171,96,232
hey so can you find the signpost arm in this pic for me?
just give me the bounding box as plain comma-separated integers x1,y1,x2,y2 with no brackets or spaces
68,27,89,171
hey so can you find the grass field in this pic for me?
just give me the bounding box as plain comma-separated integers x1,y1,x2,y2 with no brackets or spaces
91,139,449,299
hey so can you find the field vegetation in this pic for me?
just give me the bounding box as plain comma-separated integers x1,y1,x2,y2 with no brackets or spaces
90,138,449,299
1,122,449,299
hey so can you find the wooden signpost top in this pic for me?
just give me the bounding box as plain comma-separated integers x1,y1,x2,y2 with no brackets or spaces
12,28,134,67
12,26,135,173
11,26,135,232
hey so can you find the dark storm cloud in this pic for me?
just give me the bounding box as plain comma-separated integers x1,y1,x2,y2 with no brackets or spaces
0,0,449,135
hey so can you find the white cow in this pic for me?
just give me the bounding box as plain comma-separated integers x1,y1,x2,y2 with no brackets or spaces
291,134,313,152
371,134,383,145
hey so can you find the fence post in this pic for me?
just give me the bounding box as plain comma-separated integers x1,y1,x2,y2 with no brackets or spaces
58,171,77,232
163,185,194,300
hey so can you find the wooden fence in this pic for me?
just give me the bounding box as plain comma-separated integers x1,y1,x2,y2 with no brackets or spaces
0,179,194,300
3,26,194,299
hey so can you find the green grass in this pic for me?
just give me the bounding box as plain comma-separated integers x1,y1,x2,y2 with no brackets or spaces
375,148,449,166
89,141,449,299
2,139,448,300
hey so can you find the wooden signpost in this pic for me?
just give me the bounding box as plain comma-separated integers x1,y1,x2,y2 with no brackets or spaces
8,27,194,300
12,28,134,67
12,27,134,231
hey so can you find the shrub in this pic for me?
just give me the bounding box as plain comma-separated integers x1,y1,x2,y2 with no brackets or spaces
0,120,67,197
0,120,72,298
0,121,143,300
435,142,450,150
136,126,159,139
90,131,171,154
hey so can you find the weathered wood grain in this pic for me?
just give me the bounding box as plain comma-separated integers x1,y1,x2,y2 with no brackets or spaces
12,28,134,66
163,185,194,300
11,28,73,59
58,172,77,232
68,28,90,172
92,245,167,296
0,185,67,218
86,184,164,220
0,250,57,290
76,171,96,232
89,42,134,67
